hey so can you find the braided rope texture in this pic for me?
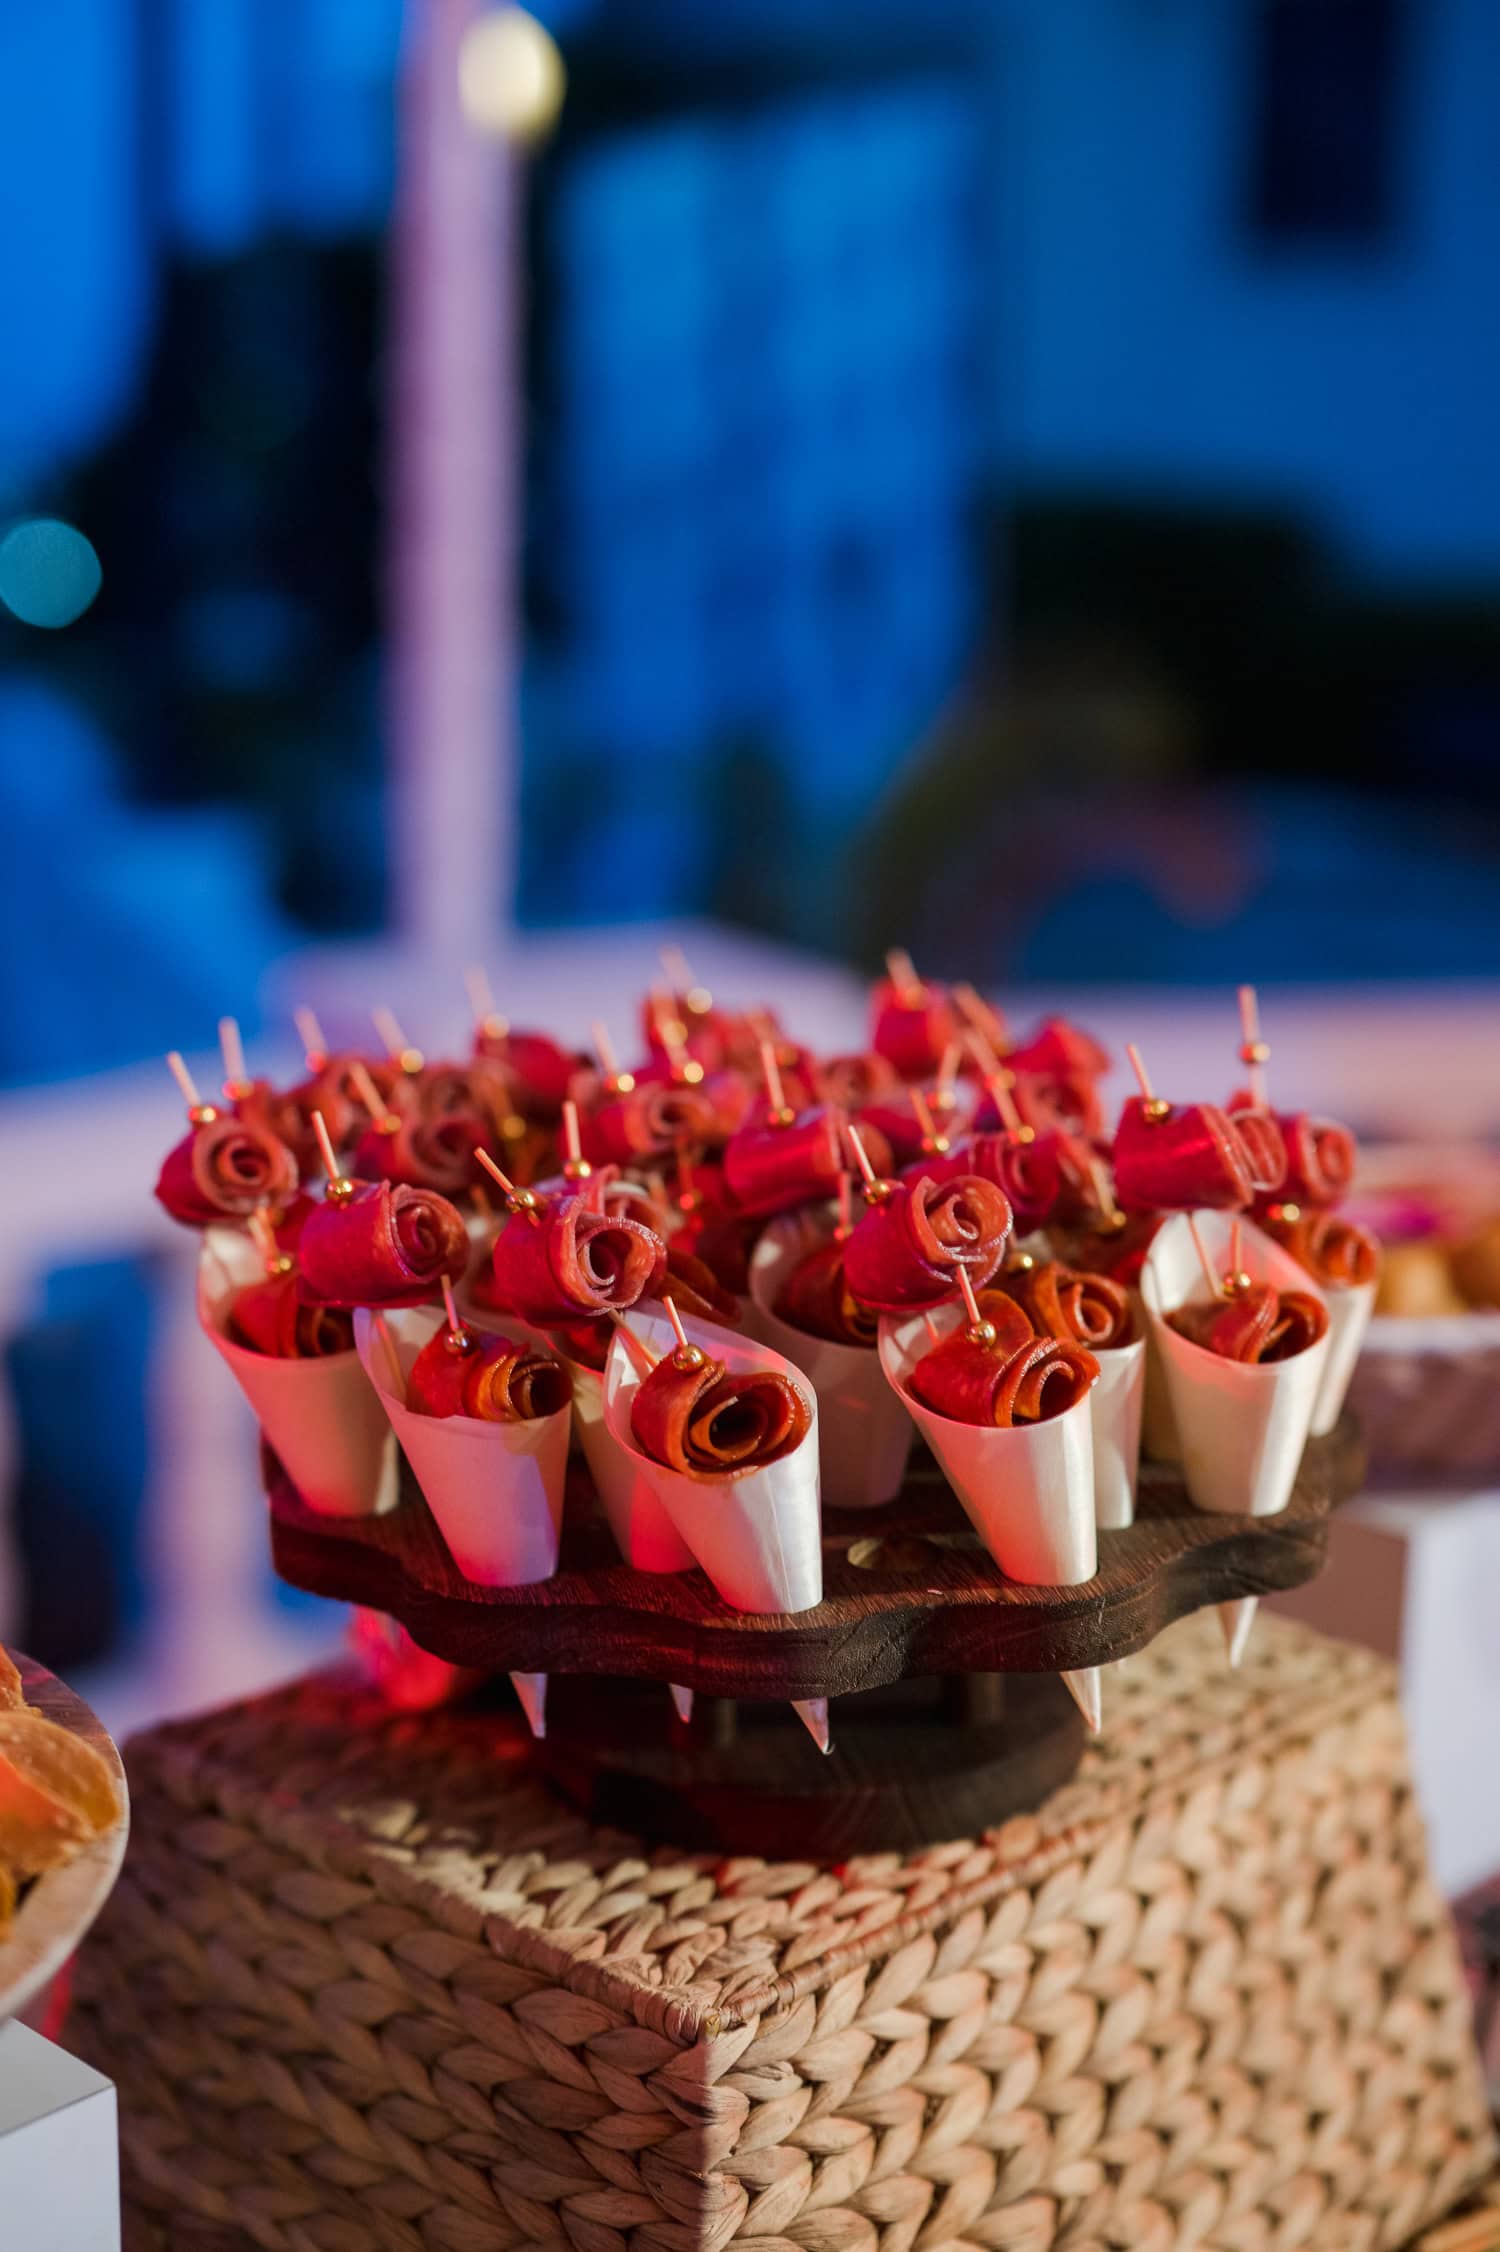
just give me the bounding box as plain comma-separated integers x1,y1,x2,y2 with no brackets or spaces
70,1616,1494,2252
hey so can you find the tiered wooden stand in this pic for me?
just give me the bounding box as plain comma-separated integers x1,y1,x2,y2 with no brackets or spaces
269,1418,1362,1852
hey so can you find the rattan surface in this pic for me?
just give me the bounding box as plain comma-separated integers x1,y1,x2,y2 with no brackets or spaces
72,1615,1494,2252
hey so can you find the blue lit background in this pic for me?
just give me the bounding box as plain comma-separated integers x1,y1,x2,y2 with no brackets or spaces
0,0,1496,1692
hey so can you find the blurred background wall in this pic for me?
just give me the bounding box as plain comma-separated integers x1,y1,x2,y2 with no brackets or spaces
0,0,1496,1695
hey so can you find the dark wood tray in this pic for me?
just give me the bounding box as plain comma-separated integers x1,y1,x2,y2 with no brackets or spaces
269,1418,1362,1702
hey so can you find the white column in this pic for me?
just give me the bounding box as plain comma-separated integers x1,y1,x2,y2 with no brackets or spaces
387,0,518,956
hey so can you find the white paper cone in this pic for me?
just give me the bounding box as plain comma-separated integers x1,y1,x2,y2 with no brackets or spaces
1061,1667,1102,1733
669,1684,694,1723
1310,1278,1375,1437
567,1357,696,1570
355,1305,569,1586
511,1671,548,1738
199,1230,398,1519
603,1305,823,1614
1139,1213,1331,1522
878,1304,1098,1585
1219,1598,1257,1667
1090,1335,1146,1531
793,1698,832,1753
748,1214,916,1510
1136,1293,1181,1464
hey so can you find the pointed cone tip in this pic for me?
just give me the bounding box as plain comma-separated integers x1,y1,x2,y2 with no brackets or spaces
669,1684,694,1724
1061,1667,1103,1734
1220,1598,1258,1669
511,1671,548,1739
793,1698,833,1754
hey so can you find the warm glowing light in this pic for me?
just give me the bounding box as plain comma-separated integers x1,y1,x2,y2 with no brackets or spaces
0,518,101,628
458,9,565,146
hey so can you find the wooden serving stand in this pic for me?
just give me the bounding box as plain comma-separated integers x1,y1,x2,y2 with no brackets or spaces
268,1417,1362,1854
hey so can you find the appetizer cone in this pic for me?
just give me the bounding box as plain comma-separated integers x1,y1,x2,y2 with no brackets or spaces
199,1229,397,1519
748,1212,916,1511
603,1305,823,1614
1310,1277,1375,1438
1090,1333,1146,1531
354,1306,569,1587
878,1303,1098,1586
568,1348,696,1572
1138,1213,1330,1524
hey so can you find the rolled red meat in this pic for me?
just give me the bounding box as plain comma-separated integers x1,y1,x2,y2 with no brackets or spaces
408,1327,570,1421
296,1181,470,1309
1260,1208,1379,1289
581,1079,721,1166
472,1026,578,1119
1167,1281,1328,1364
987,1258,1133,1350
915,1132,1063,1232
723,1108,887,1218
843,1171,1011,1312
1236,1107,1356,1211
1005,1018,1110,1083
630,1350,810,1474
1052,1212,1164,1291
774,1236,879,1348
870,978,960,1082
155,1116,300,1227
1113,1095,1285,1214
909,1330,1098,1427
229,1273,354,1360
351,1110,487,1196
488,1194,664,1326
819,1051,900,1109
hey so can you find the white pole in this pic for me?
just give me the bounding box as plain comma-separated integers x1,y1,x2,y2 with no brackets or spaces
387,0,517,956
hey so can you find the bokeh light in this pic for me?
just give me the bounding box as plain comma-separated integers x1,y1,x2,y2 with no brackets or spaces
458,8,565,146
0,517,102,629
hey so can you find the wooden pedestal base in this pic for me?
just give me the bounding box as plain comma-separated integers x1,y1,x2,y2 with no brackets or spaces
536,1672,1084,1856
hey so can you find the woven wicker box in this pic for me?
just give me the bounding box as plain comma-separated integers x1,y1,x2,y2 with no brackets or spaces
71,1616,1493,2252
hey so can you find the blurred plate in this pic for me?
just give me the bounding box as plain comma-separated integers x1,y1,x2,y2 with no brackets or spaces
0,1655,128,2025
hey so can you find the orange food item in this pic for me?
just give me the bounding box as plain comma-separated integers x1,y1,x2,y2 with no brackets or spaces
0,1644,21,1710
0,1711,120,1877
1167,1282,1328,1365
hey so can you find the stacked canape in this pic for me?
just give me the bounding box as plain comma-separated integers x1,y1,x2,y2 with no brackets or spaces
154,964,1376,1743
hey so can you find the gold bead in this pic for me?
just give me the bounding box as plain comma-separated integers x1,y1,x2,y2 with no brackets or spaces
613,1071,636,1094
480,1013,509,1041
922,1133,951,1157
377,1113,401,1136
188,1103,220,1127
398,1046,424,1075
968,1320,997,1348
1275,1200,1300,1224
767,1104,797,1130
266,1252,295,1278
223,1078,253,1103
1102,1208,1129,1233
1011,1123,1036,1145
325,1175,357,1204
1240,1040,1271,1066
1225,1269,1254,1295
1142,1097,1171,1123
685,985,713,1016
563,1157,593,1182
863,1177,895,1205
444,1325,474,1355
1009,1250,1035,1273
672,1343,706,1370
507,1187,539,1214
501,1113,528,1141
680,1059,705,1086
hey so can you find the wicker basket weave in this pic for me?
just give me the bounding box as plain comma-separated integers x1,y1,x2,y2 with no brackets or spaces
1349,1318,1500,1479
71,1615,1493,2252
